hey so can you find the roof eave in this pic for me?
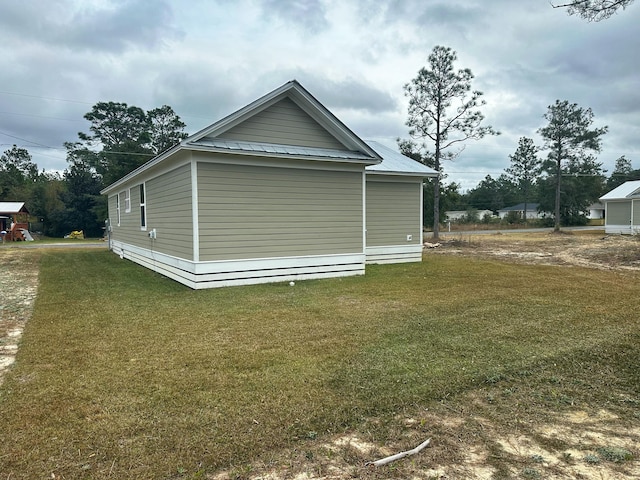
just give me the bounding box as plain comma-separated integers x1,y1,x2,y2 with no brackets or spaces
366,170,438,177
100,143,185,194
187,144,379,166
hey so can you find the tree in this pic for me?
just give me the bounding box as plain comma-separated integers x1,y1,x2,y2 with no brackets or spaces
61,160,105,238
607,155,640,190
403,45,499,239
538,154,606,226
552,0,634,21
466,174,520,213
538,100,608,231
69,101,188,187
0,145,38,200
506,137,540,222
148,105,188,154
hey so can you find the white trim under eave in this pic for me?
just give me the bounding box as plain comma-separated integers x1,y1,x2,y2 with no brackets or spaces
191,156,199,262
362,170,367,253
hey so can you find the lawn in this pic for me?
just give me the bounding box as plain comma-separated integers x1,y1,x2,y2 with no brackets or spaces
1,248,638,478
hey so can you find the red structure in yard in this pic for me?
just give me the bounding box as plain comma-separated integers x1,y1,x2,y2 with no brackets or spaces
0,202,30,242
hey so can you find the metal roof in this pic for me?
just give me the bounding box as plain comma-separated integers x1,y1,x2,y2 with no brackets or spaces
0,202,27,213
600,180,640,200
498,203,540,212
364,141,438,177
189,138,375,161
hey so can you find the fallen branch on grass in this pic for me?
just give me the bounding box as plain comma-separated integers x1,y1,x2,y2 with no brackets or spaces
365,438,431,467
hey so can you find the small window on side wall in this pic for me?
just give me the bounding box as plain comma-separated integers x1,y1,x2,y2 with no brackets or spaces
140,184,147,230
124,188,131,213
115,194,121,226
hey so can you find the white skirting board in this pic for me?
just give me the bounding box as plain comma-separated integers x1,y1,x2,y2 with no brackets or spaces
365,244,423,264
110,241,365,289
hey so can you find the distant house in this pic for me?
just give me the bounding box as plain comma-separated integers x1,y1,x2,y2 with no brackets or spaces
101,80,437,289
0,202,31,241
587,202,605,220
445,210,494,221
498,203,544,220
600,180,640,234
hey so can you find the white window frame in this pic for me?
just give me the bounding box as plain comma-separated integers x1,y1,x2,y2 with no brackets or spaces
124,188,131,213
115,194,121,226
139,183,147,230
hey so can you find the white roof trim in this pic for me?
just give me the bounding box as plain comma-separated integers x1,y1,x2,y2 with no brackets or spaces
600,180,640,201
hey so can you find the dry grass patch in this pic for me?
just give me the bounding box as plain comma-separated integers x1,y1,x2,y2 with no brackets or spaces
0,241,638,479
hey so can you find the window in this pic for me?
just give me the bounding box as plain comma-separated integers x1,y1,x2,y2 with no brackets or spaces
124,188,131,213
115,194,121,226
139,184,147,229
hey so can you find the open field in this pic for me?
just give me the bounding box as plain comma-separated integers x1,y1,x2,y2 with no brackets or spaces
0,230,638,479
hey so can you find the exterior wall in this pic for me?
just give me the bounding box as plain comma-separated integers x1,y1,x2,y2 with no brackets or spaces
145,163,194,259
197,159,364,262
365,176,423,264
107,163,194,260
603,199,640,234
216,98,346,150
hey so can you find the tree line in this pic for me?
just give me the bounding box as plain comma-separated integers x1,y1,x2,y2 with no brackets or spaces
0,103,187,238
397,44,636,238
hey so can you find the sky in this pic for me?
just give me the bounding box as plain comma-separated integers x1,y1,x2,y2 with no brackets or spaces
1,0,639,191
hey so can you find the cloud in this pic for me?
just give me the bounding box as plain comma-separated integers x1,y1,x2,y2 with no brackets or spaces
258,0,329,34
0,0,182,54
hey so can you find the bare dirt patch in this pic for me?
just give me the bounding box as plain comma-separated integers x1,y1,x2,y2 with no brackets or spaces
432,230,640,272
0,249,39,385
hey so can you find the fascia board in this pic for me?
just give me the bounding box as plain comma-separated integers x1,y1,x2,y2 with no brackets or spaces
186,143,377,166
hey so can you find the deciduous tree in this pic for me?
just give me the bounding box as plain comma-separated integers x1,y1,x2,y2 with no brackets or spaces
403,45,498,239
0,145,38,200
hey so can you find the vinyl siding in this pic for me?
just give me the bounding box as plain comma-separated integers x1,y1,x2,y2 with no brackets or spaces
607,201,631,225
366,178,422,246
197,162,363,261
634,199,640,225
145,164,193,259
108,164,193,260
216,97,347,150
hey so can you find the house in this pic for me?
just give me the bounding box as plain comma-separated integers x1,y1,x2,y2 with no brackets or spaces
101,80,437,289
587,202,604,220
600,180,640,234
445,209,494,222
497,203,544,220
0,202,32,241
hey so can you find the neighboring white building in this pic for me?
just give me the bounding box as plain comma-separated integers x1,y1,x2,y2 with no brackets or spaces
445,210,493,221
600,181,640,234
587,202,605,220
497,203,545,220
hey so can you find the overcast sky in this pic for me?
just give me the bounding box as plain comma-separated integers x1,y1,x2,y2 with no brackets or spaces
1,0,638,191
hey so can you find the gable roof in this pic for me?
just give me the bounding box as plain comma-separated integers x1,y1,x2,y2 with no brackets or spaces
102,80,382,194
0,202,28,214
365,141,438,177
600,180,640,200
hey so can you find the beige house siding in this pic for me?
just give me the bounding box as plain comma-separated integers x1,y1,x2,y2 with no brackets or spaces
366,177,422,246
197,160,363,261
107,164,193,260
145,163,194,260
216,98,346,150
607,201,631,226
633,199,640,225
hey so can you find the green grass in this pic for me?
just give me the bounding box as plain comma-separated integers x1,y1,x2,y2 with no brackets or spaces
1,250,639,478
